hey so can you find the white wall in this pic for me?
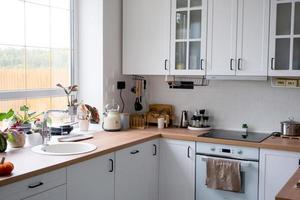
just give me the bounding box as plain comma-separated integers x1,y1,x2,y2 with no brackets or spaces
148,76,300,133
103,0,134,113
77,0,134,113
77,0,103,111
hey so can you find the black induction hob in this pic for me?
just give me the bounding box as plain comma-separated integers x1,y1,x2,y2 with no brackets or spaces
198,129,271,143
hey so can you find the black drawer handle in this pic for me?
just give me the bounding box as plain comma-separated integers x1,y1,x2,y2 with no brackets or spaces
187,146,192,158
28,182,44,189
153,144,157,156
130,150,139,155
109,159,114,172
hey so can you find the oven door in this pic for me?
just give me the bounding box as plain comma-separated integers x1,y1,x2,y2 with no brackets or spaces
196,154,259,200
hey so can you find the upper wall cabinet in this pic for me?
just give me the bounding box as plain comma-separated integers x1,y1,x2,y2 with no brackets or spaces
123,0,171,75
269,0,300,77
206,0,269,77
169,0,208,75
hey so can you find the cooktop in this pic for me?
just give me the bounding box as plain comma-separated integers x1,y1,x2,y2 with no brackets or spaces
199,129,271,143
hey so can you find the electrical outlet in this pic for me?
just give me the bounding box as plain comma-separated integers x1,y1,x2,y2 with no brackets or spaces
117,81,126,90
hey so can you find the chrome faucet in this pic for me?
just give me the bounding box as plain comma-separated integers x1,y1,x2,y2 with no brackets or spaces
41,109,68,145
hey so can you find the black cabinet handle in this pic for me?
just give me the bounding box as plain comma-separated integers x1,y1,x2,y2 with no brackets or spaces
230,58,235,71
200,59,205,70
109,159,114,172
130,150,140,155
271,58,275,70
238,58,242,70
28,182,44,189
153,144,157,156
187,146,192,158
164,59,168,70
298,159,300,166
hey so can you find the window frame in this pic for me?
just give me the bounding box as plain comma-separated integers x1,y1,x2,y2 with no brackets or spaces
0,0,77,101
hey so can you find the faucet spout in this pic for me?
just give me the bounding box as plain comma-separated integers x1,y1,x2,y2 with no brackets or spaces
41,109,68,145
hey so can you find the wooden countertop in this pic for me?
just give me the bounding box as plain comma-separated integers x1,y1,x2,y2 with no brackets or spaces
276,168,300,200
1,127,300,187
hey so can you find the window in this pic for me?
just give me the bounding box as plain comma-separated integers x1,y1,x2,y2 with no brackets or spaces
0,0,73,113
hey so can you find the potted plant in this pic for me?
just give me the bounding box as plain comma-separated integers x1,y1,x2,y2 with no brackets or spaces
77,104,90,131
56,83,79,115
12,105,43,134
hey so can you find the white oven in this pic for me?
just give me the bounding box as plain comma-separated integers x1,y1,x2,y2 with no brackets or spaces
196,142,259,200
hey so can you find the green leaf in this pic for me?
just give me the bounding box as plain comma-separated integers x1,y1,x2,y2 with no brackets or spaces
6,109,14,119
20,105,29,112
0,113,6,121
7,133,15,143
0,109,15,121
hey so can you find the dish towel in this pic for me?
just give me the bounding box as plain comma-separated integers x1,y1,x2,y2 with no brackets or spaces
206,158,242,192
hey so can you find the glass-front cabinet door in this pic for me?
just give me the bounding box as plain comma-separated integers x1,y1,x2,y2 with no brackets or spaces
170,0,207,75
269,0,300,76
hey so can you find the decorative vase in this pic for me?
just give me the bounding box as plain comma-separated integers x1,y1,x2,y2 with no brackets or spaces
79,120,89,131
8,131,26,148
68,105,78,116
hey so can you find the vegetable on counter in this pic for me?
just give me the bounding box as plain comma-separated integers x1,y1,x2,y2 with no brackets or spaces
0,134,7,153
0,157,14,176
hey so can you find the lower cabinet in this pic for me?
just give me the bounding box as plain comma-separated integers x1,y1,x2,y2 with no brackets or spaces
259,149,300,200
23,185,66,200
0,168,66,200
115,139,159,200
159,139,196,200
67,153,115,200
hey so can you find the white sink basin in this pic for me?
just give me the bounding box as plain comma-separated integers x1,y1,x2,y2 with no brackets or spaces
31,142,97,156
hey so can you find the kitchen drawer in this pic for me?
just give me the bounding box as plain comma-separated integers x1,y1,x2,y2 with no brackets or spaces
23,185,66,200
0,168,66,200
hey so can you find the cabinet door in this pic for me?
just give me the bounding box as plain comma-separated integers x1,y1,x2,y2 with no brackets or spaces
269,0,300,76
115,140,159,200
259,149,300,200
236,0,269,76
170,0,208,75
23,185,66,200
67,154,114,200
123,0,170,75
206,0,238,76
159,139,195,200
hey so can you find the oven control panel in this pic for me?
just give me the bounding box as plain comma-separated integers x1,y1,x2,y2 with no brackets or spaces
196,142,259,160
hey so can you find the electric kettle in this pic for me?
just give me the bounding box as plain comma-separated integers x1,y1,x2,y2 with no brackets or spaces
103,104,121,131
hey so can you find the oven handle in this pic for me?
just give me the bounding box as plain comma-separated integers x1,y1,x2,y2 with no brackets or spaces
200,155,253,168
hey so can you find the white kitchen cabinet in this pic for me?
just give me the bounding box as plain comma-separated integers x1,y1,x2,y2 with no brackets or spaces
0,168,66,200
67,153,114,200
206,0,238,76
269,0,300,76
236,0,269,76
122,0,171,75
207,0,269,77
159,139,195,200
23,185,66,200
259,149,300,200
170,0,208,75
115,139,159,200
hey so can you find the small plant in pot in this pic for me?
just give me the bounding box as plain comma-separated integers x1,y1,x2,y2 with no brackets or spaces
12,105,43,134
56,83,79,115
77,104,90,131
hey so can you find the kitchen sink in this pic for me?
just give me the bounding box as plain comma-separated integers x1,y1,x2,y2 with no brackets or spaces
31,142,97,156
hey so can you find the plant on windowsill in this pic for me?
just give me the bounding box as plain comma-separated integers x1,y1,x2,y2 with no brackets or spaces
12,105,43,134
56,83,79,115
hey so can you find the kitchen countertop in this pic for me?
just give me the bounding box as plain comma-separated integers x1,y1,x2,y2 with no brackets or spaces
276,168,300,200
1,127,300,187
